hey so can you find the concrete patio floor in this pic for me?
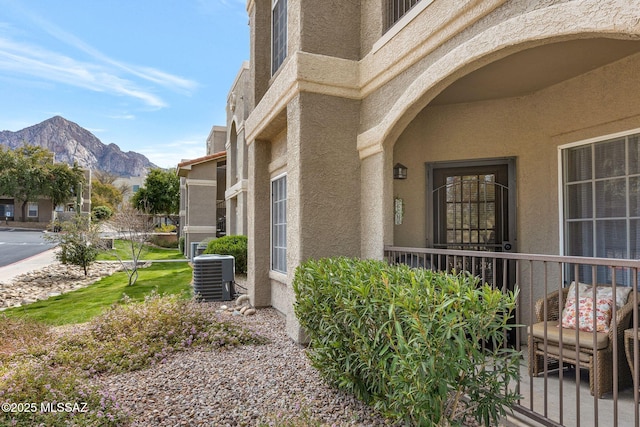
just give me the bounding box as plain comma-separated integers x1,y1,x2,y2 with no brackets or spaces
507,348,639,427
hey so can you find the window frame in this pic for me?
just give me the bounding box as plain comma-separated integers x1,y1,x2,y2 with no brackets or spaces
270,173,287,274
559,128,640,283
27,202,38,218
271,0,287,76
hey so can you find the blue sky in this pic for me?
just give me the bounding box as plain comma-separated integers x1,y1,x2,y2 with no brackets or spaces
0,0,249,168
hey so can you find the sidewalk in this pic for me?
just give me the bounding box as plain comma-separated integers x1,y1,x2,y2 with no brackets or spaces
0,248,58,283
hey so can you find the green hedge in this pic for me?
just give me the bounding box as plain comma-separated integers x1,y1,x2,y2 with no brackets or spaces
293,257,521,427
203,235,248,274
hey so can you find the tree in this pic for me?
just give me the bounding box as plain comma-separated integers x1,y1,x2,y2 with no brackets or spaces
44,215,103,276
11,146,50,221
0,146,18,198
46,162,85,209
91,179,123,212
0,145,84,220
131,168,179,218
92,170,119,185
108,205,155,286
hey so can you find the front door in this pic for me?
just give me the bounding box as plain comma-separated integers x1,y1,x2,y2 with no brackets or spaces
429,160,516,290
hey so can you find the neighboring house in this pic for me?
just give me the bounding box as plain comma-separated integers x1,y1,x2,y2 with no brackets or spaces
1,168,91,224
238,0,640,342
113,175,146,207
177,126,227,258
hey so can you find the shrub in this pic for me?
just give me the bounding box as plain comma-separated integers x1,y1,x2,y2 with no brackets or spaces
0,317,129,426
51,293,264,374
204,235,248,274
0,294,265,426
179,236,185,254
44,215,102,276
293,257,521,427
149,234,179,248
155,224,176,233
91,205,113,221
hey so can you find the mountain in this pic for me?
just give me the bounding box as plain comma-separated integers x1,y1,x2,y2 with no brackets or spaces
0,116,157,177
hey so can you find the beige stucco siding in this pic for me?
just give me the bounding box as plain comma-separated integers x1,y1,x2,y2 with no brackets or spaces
393,52,640,256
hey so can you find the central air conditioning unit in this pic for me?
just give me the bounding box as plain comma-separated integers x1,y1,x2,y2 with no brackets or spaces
192,254,235,301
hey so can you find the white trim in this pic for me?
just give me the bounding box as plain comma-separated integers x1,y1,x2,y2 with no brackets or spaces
183,226,218,233
558,127,640,259
270,173,287,274
557,127,640,151
271,0,287,76
186,179,217,187
557,145,565,256
225,179,248,199
27,202,38,218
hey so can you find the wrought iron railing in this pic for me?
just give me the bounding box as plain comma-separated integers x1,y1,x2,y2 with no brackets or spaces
384,0,422,32
384,245,640,427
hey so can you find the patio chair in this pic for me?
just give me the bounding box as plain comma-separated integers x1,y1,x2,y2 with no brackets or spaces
528,286,635,398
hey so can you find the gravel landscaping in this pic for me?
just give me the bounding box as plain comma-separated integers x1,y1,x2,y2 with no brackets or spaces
92,304,397,427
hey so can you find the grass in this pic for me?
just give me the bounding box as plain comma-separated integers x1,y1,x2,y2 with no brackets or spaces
2,262,193,325
96,239,185,261
0,249,268,427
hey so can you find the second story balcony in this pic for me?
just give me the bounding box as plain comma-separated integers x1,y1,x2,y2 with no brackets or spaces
384,0,423,32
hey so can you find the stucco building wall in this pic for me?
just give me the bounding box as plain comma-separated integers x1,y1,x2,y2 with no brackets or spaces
243,0,640,341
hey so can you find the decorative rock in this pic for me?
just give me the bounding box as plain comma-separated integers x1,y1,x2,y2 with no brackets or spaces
0,262,122,311
236,294,251,306
244,308,256,316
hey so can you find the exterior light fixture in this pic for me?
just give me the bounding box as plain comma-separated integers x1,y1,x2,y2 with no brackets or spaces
393,163,408,180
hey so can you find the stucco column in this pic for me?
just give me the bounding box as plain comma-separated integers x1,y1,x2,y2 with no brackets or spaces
284,92,361,341
360,150,393,260
247,139,271,307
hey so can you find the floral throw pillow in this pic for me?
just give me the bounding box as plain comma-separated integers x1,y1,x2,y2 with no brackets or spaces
561,296,613,333
566,281,631,309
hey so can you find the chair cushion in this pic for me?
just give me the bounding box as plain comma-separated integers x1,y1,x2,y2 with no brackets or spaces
530,321,609,350
561,296,613,333
567,281,632,309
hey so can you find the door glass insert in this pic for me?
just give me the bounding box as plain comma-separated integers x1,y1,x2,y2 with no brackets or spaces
434,165,509,252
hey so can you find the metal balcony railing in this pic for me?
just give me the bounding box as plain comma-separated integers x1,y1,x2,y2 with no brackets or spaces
384,0,422,32
384,245,640,427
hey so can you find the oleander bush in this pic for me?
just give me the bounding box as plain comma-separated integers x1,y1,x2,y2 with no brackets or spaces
204,235,248,274
293,257,521,427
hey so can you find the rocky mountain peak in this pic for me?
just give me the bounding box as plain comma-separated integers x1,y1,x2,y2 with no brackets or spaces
0,116,156,177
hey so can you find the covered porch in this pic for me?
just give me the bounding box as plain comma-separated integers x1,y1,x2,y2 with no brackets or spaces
384,246,640,427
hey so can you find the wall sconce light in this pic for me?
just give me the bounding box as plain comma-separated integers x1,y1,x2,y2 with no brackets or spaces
393,163,408,180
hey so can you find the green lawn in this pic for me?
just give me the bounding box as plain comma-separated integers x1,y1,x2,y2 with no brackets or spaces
97,239,185,261
2,262,193,326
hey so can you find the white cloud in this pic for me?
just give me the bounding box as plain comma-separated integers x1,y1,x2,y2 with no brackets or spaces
0,36,169,108
141,144,207,169
0,9,198,108
108,114,136,120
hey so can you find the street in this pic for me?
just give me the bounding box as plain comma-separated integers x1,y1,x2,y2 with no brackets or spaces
0,229,57,268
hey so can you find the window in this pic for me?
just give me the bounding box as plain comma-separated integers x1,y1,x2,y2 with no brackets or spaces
272,0,287,75
271,175,287,273
132,185,140,193
28,202,38,218
562,132,640,284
